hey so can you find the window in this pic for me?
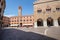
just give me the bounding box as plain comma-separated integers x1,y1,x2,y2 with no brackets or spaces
25,17,27,18
0,8,2,13
0,17,1,21
46,9,51,12
15,18,16,19
24,20,25,21
30,16,31,18
20,20,22,21
27,17,28,18
17,20,19,22
1,2,3,6
12,21,14,22
0,0,1,2
37,10,42,13
0,16,2,20
14,20,16,22
56,8,60,11
27,20,28,21
30,19,32,21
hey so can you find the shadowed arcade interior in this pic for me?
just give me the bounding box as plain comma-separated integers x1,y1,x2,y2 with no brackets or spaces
47,17,53,27
20,23,22,27
58,17,60,26
37,18,43,26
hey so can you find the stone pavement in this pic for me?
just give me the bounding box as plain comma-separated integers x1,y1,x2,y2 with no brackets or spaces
1,26,60,40
1,28,56,40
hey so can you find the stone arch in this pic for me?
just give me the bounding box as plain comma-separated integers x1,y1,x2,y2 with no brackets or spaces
58,17,60,26
47,17,53,27
37,18,43,26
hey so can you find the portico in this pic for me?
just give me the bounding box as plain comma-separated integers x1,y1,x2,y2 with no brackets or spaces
34,19,59,28
33,0,60,28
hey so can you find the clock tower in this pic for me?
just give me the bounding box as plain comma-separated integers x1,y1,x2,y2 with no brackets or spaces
18,6,22,27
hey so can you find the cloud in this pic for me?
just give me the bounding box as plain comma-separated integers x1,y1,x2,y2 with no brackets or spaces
4,15,15,17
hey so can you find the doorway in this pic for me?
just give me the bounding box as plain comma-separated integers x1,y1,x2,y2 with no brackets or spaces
47,17,53,27
37,18,43,26
58,17,60,26
20,23,22,27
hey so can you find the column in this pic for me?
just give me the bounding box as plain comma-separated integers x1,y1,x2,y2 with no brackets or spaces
43,20,47,27
34,22,37,28
54,20,58,27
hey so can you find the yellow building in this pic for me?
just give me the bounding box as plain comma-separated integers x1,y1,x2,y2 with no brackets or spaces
10,15,34,27
33,0,60,28
0,0,6,27
10,6,34,27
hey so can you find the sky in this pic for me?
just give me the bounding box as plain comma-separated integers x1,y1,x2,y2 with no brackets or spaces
4,0,36,17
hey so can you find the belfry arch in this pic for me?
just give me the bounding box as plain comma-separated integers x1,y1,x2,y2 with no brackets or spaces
58,17,60,26
47,17,53,26
37,18,43,26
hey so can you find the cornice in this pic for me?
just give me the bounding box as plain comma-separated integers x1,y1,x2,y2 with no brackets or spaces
33,0,60,5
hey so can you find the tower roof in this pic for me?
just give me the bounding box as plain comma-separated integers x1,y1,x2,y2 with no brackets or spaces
18,6,22,9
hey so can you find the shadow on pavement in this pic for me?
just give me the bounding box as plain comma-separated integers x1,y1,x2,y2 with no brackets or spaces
0,29,57,40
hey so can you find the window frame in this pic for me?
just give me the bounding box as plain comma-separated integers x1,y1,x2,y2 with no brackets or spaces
56,8,60,11
46,8,51,12
37,9,42,13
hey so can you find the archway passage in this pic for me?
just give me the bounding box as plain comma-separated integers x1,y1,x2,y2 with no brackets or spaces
58,17,60,26
47,17,53,26
20,23,22,27
37,18,43,26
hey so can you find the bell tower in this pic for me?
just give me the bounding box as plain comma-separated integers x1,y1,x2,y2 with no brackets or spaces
18,6,22,27
18,6,22,16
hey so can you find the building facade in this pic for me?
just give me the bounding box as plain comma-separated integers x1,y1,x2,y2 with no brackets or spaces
10,15,34,27
0,0,6,27
10,6,34,27
33,0,60,28
2,16,10,27
10,0,60,28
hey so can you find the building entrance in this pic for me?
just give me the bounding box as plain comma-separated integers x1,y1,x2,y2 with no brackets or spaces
20,23,22,27
58,17,60,26
47,17,53,27
37,18,43,26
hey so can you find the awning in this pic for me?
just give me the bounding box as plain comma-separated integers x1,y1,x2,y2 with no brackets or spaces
23,24,33,25
10,24,19,26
